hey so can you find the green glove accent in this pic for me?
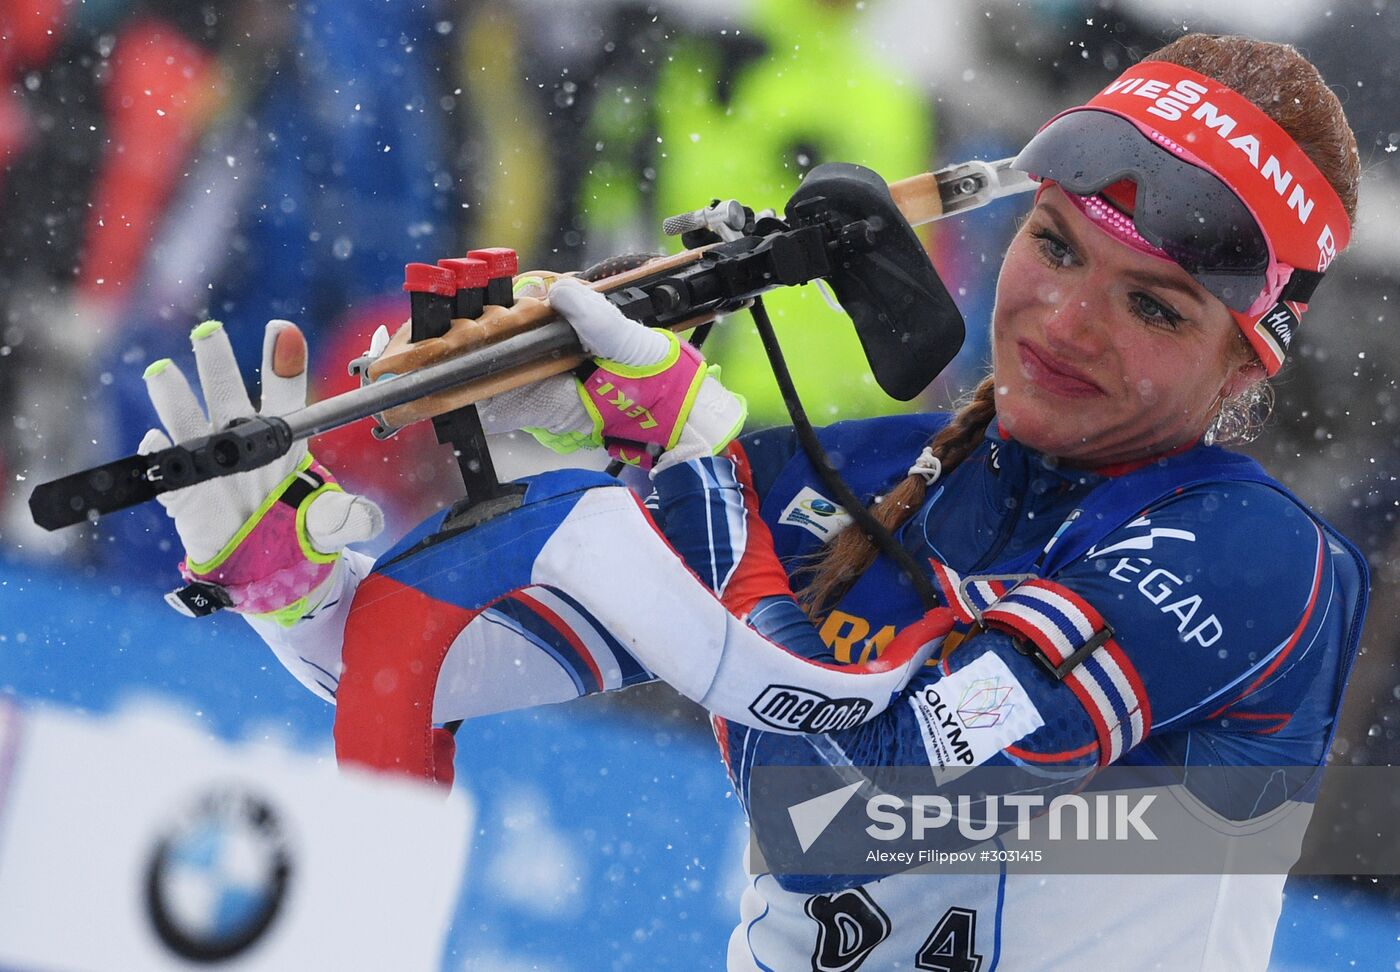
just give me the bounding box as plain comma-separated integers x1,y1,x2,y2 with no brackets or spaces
523,422,605,455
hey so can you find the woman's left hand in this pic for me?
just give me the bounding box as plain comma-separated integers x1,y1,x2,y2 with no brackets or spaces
142,320,384,618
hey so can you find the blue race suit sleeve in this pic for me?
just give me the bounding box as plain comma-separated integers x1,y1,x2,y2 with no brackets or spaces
650,438,839,663
650,451,1346,891
655,451,1335,763
841,480,1334,771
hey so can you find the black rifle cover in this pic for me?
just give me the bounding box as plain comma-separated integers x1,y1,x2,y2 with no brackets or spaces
786,162,964,401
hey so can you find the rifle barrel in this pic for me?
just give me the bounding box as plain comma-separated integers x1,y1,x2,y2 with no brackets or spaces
285,319,582,441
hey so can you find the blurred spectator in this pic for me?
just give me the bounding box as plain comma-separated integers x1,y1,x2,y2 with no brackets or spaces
0,1,224,556
93,0,464,568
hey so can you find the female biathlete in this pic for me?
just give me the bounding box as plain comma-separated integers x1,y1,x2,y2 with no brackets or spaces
136,34,1368,971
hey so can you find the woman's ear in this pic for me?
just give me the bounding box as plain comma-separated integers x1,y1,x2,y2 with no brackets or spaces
1222,357,1267,400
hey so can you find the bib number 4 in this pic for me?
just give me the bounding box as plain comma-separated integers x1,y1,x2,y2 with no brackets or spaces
916,907,983,972
806,891,983,972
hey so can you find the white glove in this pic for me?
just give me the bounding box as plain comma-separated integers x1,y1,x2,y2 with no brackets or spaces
477,374,597,446
141,319,384,616
353,306,598,459
547,278,746,474
361,275,746,472
549,277,674,366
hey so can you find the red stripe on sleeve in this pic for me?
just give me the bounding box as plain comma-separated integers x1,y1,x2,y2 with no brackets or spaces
718,442,798,618
1100,637,1153,738
1207,524,1325,719
1219,711,1293,735
514,590,605,692
930,560,976,624
712,715,732,773
1062,674,1115,767
982,603,1070,666
1005,739,1100,763
336,574,478,786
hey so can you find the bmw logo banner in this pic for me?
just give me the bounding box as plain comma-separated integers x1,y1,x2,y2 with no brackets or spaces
0,701,471,971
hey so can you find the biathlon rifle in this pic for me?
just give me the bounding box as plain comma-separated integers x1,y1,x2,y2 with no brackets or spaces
29,159,1034,535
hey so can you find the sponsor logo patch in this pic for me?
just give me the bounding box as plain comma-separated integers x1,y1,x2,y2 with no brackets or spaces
1254,302,1301,356
749,685,872,733
1085,515,1197,559
908,652,1044,780
779,487,853,541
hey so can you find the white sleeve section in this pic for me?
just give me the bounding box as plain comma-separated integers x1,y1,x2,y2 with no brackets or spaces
529,489,943,733
243,549,374,703
431,603,614,722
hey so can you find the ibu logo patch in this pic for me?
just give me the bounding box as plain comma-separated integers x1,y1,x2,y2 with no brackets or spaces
779,487,853,541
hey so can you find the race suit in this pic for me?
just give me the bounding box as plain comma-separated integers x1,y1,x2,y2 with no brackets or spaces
249,414,1367,971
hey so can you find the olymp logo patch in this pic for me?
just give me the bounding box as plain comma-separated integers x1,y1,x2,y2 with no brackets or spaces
907,652,1045,782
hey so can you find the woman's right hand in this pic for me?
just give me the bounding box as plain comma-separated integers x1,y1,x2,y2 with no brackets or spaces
469,274,746,473
142,319,384,620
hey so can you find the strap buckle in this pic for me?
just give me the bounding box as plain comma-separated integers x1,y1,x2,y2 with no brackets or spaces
1015,623,1115,681
278,467,326,509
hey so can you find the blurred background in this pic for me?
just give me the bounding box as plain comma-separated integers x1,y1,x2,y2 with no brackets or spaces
1,0,1397,967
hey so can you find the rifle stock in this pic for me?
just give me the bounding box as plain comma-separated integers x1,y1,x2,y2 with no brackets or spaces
367,158,1032,428
375,308,721,430
364,247,718,431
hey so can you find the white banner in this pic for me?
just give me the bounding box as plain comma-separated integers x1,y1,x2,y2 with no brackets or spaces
0,701,470,971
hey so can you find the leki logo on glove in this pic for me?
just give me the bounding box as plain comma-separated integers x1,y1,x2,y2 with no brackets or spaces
592,381,659,430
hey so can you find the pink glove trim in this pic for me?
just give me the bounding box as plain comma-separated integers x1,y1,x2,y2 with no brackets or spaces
581,336,706,471
180,459,341,615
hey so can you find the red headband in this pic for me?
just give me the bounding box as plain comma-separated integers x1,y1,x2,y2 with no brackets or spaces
1086,61,1350,271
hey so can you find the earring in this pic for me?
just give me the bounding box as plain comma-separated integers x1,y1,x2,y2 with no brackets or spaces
1201,391,1227,447
1201,413,1222,447
1203,382,1270,448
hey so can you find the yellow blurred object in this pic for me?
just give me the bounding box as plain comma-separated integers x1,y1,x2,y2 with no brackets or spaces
580,0,935,426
